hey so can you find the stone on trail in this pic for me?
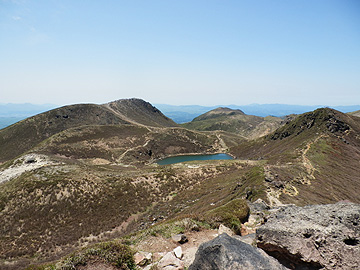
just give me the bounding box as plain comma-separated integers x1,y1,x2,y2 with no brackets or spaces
173,246,183,259
189,233,288,270
172,233,188,244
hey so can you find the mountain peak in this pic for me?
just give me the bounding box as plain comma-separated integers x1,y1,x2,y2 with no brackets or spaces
193,107,245,122
105,98,176,127
270,108,351,140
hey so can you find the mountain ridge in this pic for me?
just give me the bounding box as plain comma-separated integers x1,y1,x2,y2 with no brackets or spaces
182,107,283,139
2,103,360,128
155,103,360,123
230,107,360,205
0,99,176,163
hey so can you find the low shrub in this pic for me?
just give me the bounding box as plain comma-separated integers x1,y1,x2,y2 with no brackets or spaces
27,241,136,270
202,198,249,234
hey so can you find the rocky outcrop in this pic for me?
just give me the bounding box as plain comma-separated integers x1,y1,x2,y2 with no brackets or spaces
189,233,288,270
256,202,360,270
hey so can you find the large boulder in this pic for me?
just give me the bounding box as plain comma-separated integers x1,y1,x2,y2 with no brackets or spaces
189,233,288,270
256,202,360,270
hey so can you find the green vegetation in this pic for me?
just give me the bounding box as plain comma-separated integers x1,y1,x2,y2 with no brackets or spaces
26,241,136,270
202,199,249,234
240,166,267,201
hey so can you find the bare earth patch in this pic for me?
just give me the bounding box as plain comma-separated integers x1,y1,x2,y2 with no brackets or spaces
0,154,57,184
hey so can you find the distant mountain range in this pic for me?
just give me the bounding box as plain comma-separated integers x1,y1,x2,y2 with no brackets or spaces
0,103,56,117
1,103,360,129
0,103,57,129
156,104,360,123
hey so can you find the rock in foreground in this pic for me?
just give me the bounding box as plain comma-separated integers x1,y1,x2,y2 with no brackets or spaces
256,202,360,270
189,233,288,270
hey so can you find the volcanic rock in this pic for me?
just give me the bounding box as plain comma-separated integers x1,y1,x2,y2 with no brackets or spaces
189,233,288,270
256,202,360,270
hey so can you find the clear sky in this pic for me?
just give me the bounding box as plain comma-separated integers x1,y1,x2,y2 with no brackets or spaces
1,0,359,106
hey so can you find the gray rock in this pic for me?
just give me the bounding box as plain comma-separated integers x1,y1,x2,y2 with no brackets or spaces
172,234,188,244
218,224,234,236
25,156,36,163
233,233,256,246
158,251,184,270
189,233,288,270
248,198,270,213
256,202,360,270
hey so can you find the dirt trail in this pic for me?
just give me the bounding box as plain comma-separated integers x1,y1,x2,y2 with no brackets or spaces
301,135,326,184
134,228,220,267
117,139,151,163
266,187,284,207
103,104,152,131
263,135,327,205
216,133,228,151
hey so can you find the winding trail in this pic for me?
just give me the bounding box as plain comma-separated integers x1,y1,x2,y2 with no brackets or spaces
103,103,153,131
117,139,152,163
300,135,326,184
216,133,228,151
263,135,327,205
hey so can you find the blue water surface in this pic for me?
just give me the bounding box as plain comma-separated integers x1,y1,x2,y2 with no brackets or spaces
157,153,233,165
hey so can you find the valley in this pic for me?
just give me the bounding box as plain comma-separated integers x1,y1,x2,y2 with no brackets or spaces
0,98,359,269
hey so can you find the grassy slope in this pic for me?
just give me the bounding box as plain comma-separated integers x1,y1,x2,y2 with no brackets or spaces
0,158,266,269
0,123,237,266
0,99,177,163
0,104,130,163
230,108,360,205
106,98,176,128
31,125,222,165
181,107,283,139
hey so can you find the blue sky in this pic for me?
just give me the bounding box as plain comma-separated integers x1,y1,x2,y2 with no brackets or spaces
0,0,359,106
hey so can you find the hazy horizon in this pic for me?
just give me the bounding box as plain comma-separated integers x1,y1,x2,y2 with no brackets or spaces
1,100,360,108
1,1,359,106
